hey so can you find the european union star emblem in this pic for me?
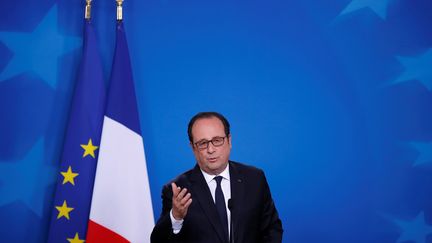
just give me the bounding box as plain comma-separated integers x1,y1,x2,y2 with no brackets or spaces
0,5,81,88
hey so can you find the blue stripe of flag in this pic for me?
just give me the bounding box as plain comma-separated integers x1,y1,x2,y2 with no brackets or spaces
105,22,141,135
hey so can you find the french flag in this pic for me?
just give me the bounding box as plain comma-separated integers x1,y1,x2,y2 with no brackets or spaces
86,21,154,243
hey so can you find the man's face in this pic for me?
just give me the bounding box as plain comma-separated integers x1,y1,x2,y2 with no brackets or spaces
190,117,231,175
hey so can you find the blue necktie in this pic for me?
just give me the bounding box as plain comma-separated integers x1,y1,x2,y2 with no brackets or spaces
214,176,228,242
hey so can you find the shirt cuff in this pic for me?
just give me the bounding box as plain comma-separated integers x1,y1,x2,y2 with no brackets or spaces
170,209,184,234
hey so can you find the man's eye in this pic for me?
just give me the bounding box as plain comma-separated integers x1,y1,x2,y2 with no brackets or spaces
198,141,208,146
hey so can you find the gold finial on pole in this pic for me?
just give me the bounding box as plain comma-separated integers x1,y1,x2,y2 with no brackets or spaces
116,0,123,21
85,0,92,19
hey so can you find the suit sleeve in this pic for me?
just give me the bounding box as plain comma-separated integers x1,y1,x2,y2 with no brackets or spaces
259,170,284,243
150,184,184,243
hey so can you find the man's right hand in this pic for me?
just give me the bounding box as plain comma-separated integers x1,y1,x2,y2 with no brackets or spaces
171,182,192,220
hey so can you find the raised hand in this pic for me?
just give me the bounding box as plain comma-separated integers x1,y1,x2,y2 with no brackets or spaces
171,182,193,220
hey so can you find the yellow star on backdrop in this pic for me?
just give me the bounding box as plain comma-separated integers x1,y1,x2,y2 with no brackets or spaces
80,138,98,158
60,166,79,185
67,232,85,243
55,200,74,220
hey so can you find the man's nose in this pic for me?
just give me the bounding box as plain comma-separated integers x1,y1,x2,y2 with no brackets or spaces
206,143,216,153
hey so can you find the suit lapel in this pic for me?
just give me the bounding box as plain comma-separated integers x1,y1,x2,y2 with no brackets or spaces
229,161,244,242
190,165,227,243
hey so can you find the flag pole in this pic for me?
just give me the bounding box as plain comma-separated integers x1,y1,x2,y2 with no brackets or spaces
116,0,123,21
85,0,92,20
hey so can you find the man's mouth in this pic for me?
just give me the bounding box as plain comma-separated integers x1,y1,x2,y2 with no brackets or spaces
208,157,218,163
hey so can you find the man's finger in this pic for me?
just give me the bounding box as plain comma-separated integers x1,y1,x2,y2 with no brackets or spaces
184,198,193,209
171,183,180,197
180,193,191,205
177,187,188,199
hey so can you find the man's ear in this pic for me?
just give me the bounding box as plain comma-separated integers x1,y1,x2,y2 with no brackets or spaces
228,134,232,148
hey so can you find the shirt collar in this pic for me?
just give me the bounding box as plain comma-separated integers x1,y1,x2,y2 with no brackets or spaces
200,163,230,184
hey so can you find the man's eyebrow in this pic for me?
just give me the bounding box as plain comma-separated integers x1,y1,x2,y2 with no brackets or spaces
196,136,223,142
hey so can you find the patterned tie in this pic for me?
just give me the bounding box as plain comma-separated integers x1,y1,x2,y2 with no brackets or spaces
214,176,229,242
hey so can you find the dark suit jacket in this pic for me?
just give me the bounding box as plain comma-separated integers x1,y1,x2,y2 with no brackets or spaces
151,161,283,243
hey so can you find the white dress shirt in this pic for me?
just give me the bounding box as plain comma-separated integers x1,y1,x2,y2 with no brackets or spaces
170,164,231,235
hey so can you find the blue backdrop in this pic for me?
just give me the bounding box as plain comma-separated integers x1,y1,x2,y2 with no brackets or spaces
1,0,432,242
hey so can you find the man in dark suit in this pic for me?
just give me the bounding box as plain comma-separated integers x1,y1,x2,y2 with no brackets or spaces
151,112,283,243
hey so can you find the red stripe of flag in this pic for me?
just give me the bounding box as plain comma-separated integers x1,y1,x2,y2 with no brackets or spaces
86,220,130,243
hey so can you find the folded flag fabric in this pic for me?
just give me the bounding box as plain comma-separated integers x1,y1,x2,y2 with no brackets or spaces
47,19,106,243
86,21,154,243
